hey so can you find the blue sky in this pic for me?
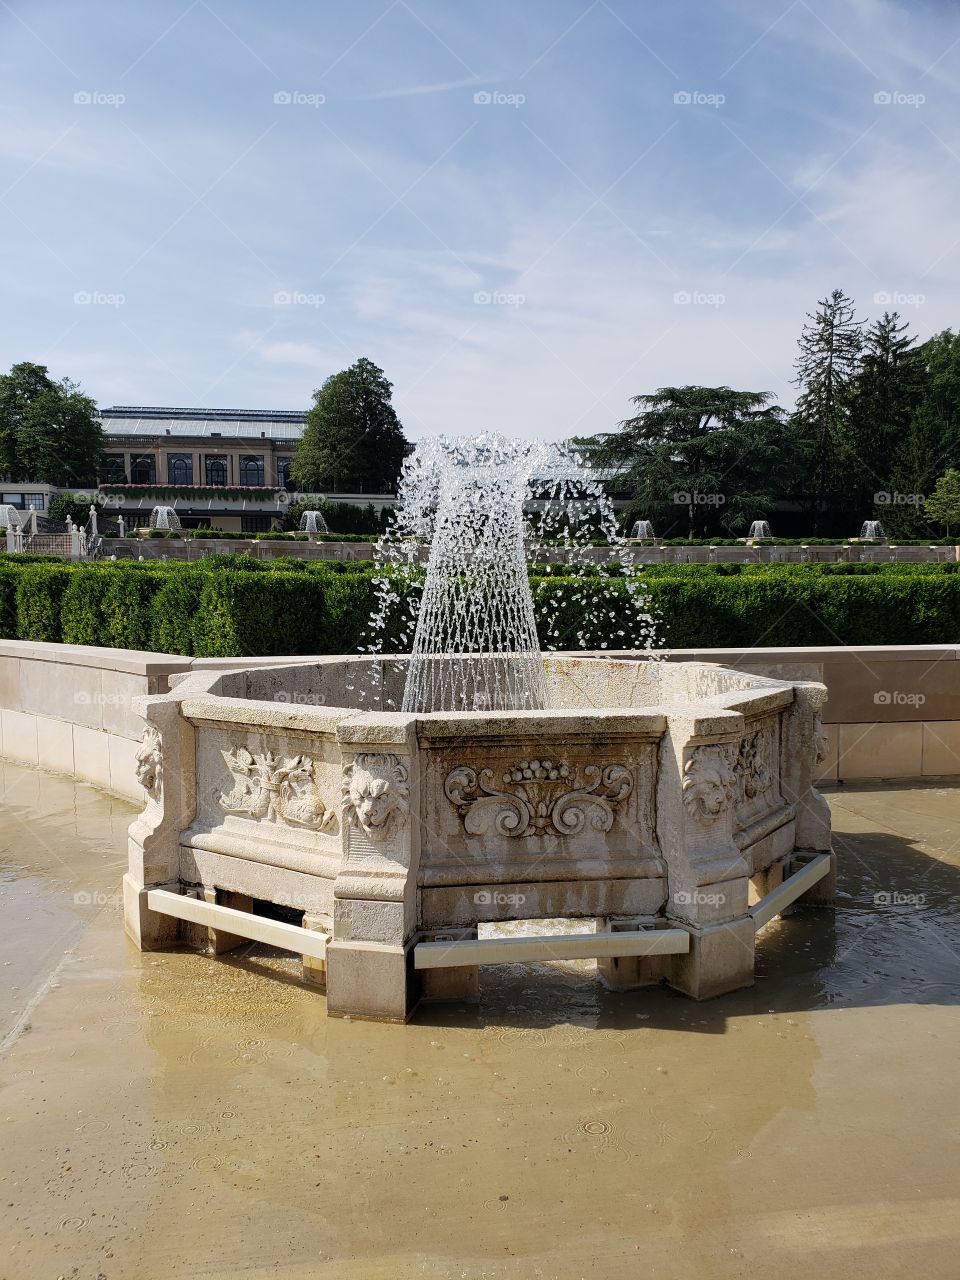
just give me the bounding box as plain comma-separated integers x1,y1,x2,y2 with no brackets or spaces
2,0,959,439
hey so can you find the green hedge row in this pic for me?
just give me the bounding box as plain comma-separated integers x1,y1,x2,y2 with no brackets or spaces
2,559,960,655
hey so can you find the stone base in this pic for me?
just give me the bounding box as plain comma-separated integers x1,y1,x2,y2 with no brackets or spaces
324,939,417,1022
668,916,755,999
301,912,329,988
202,887,252,954
749,856,789,905
791,849,837,906
122,874,179,951
596,917,668,991
417,929,480,1002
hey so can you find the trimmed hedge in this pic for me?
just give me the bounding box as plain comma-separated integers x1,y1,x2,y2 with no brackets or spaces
3,557,960,654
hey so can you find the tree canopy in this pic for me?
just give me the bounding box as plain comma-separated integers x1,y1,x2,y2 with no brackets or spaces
291,357,407,494
591,385,789,537
0,362,103,486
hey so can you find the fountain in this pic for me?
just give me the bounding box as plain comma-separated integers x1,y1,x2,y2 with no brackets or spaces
299,510,329,535
630,519,656,542
0,505,23,530
149,506,182,533
748,520,772,539
860,520,885,541
123,435,835,1023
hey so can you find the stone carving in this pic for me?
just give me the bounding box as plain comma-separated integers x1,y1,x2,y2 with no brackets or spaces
342,753,410,842
737,728,771,799
682,745,737,823
135,725,163,800
219,748,337,831
444,757,633,838
813,715,829,766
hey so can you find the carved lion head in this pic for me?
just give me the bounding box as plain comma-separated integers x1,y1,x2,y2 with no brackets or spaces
342,753,409,841
682,746,736,823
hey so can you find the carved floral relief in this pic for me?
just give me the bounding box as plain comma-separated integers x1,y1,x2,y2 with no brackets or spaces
444,757,634,838
219,747,337,831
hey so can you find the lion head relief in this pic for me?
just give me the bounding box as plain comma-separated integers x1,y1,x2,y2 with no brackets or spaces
682,745,736,824
341,753,410,842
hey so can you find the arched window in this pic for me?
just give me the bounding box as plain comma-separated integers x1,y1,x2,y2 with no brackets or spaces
239,455,264,486
167,454,193,485
130,454,156,484
205,455,228,485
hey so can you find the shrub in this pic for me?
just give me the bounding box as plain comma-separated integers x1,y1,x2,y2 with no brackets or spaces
0,564,18,638
14,563,73,642
192,569,329,657
61,567,111,646
149,566,206,655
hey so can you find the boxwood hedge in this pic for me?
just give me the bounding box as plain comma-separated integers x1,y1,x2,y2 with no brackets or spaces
1,557,960,655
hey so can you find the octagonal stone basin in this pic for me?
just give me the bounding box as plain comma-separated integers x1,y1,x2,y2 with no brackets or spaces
124,655,833,1021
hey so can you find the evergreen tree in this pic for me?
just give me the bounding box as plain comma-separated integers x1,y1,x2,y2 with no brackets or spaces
790,289,862,531
292,357,407,494
887,330,960,535
848,312,925,514
592,386,788,538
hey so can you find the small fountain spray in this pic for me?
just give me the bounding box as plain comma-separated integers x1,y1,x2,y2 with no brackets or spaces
860,520,884,541
630,519,655,542
299,510,329,534
748,520,772,539
149,506,182,533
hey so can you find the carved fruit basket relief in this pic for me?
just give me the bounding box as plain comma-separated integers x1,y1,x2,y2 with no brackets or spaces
444,757,633,838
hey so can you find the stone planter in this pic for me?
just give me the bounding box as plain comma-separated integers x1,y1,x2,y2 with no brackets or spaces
123,655,833,1020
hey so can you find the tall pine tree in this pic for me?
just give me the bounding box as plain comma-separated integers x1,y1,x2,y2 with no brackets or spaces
791,289,862,531
848,312,925,516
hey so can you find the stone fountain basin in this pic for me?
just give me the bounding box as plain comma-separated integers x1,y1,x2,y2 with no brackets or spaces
125,654,832,1016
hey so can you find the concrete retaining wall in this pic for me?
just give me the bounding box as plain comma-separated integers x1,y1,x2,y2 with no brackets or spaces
0,640,957,791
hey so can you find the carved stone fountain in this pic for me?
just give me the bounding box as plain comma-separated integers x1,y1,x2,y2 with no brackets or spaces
123,652,833,1021
124,434,833,1020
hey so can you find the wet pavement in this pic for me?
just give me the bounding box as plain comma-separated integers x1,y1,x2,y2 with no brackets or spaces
1,759,959,1279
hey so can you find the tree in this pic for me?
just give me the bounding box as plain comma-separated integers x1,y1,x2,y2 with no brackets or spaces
791,289,862,530
292,358,407,494
0,362,103,484
886,330,960,535
591,386,789,538
847,312,925,516
925,468,960,536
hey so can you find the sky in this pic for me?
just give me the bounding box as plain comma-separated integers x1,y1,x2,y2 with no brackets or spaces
2,0,959,441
